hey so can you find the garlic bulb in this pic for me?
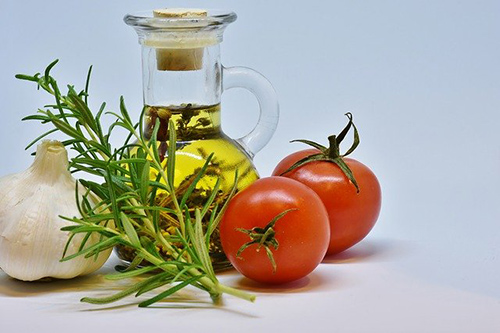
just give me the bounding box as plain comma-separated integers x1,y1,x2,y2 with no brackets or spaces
0,140,111,281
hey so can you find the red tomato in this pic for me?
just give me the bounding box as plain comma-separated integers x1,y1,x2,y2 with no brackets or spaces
272,149,381,255
219,177,330,284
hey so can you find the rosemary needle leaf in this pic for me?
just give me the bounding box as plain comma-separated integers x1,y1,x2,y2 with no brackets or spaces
84,65,92,105
81,275,160,305
135,271,177,297
180,153,214,209
115,255,144,273
135,279,172,298
105,266,158,280
44,59,59,81
205,203,219,247
119,96,134,126
166,119,176,188
140,237,163,260
140,160,151,203
61,236,121,262
15,74,40,82
209,170,239,236
24,128,58,150
194,210,215,279
104,171,122,229
62,233,77,259
60,225,116,238
138,275,204,308
149,119,161,163
78,232,93,253
22,114,51,122
201,177,221,220
121,212,141,247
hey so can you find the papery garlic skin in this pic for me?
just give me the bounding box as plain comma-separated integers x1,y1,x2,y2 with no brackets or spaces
0,140,111,281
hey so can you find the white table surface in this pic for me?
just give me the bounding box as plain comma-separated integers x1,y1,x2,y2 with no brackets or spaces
1,233,498,333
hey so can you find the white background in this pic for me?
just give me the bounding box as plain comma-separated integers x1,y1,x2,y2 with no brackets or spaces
0,1,499,332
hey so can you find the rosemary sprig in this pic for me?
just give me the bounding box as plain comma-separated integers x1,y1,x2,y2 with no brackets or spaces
17,60,255,306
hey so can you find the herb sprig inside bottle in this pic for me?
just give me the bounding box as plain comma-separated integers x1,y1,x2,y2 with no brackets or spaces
16,60,255,307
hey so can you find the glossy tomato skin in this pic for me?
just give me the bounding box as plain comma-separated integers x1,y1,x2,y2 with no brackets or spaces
272,149,381,255
219,177,330,284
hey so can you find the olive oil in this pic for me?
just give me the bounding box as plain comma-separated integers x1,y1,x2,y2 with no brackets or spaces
116,104,259,270
143,103,258,191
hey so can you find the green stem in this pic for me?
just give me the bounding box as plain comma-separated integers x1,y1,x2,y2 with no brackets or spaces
327,135,340,159
217,283,256,303
139,250,254,303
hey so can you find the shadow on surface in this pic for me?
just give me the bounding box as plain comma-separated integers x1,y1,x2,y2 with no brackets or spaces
0,272,111,297
322,238,410,264
78,288,258,317
232,270,336,294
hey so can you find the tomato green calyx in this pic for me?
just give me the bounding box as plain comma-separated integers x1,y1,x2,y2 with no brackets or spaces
281,113,361,193
236,209,297,273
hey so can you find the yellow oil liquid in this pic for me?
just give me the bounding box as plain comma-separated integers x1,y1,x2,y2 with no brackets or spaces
116,104,259,270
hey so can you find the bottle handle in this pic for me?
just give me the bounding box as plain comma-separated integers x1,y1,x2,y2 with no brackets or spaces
222,66,279,158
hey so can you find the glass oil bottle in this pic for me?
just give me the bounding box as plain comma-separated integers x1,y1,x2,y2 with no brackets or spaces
117,9,279,270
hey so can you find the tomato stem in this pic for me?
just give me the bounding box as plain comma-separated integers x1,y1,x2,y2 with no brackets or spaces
236,209,297,273
327,135,340,159
281,113,361,193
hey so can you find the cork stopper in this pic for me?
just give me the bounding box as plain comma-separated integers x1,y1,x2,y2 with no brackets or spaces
153,8,208,71
153,8,208,18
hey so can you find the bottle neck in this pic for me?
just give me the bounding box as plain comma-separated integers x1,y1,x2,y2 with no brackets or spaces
141,44,222,107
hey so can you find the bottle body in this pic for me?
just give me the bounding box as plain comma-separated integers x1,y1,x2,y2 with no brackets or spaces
119,9,278,269
115,104,259,269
